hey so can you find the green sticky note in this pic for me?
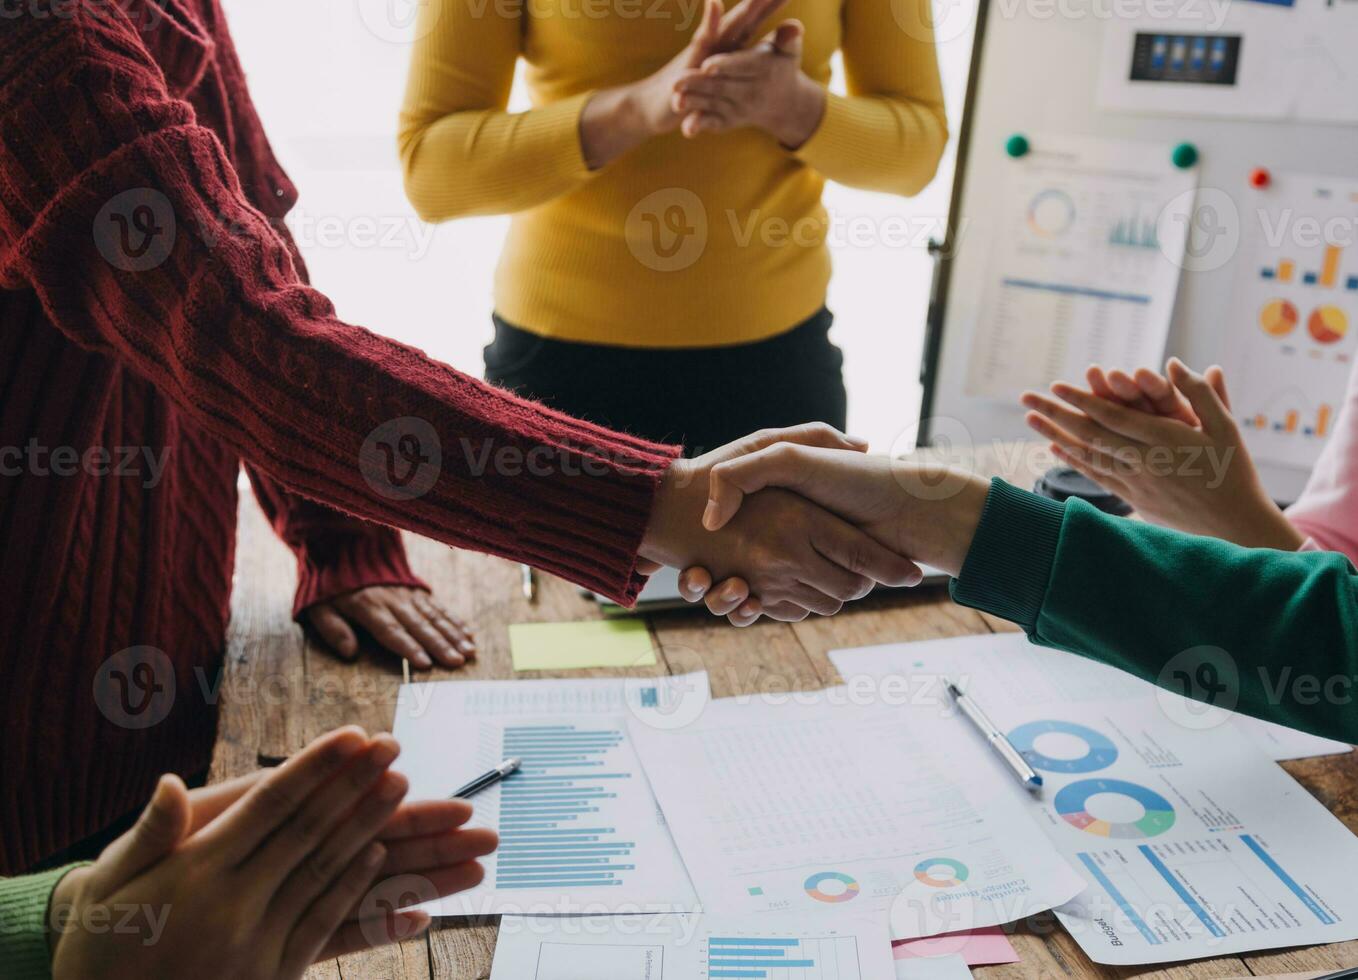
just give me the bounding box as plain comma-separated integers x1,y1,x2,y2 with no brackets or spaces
509,620,657,672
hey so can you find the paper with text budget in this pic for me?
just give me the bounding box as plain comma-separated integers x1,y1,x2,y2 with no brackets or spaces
392,673,707,916
491,911,896,980
627,692,1086,941
830,638,1358,964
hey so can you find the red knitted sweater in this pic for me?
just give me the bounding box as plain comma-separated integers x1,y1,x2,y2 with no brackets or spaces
0,0,678,873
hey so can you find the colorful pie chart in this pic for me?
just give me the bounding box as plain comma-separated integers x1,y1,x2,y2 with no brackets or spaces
1259,299,1299,338
1008,720,1119,774
804,871,860,903
1054,778,1176,839
914,857,970,888
1308,306,1349,345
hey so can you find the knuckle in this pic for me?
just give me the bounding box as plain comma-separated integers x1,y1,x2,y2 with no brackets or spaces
302,847,343,887
289,804,330,847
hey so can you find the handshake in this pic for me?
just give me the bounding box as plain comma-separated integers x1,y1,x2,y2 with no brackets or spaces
637,424,994,626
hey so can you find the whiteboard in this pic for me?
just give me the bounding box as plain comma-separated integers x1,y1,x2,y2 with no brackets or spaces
921,0,1358,502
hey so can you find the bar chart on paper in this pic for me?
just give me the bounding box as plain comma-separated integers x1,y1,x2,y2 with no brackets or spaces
391,675,706,915
488,913,897,980
495,724,641,892
700,933,865,980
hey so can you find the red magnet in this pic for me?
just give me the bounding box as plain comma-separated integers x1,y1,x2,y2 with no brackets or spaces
1249,167,1271,189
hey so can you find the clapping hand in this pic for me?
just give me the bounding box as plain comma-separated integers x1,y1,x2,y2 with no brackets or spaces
1020,359,1302,550
671,17,826,146
49,728,498,979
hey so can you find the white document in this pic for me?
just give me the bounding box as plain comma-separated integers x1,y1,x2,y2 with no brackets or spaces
964,135,1195,400
1098,0,1358,124
895,954,972,980
830,638,1358,964
829,634,1349,763
392,674,710,916
627,692,1086,941
491,912,896,980
1222,171,1358,471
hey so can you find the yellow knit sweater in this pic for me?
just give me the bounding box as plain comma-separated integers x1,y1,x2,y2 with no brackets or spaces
399,0,948,348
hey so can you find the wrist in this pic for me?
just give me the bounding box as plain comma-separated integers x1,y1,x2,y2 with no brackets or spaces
884,465,989,576
773,74,826,150
640,457,700,568
581,83,657,170
47,865,91,957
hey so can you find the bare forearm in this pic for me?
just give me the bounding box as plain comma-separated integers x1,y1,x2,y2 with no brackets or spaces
580,85,656,170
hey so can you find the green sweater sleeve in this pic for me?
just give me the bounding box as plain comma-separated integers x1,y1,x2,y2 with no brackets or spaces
951,479,1358,743
0,864,86,979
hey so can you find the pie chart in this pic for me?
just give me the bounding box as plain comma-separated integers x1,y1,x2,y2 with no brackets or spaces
1308,306,1349,345
1053,778,1176,839
1259,299,1299,338
1008,720,1119,774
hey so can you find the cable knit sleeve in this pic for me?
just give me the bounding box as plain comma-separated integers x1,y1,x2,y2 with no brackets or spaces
0,4,679,604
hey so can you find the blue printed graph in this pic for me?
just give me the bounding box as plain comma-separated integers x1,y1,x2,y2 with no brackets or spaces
705,934,863,980
1008,720,1119,774
494,725,634,890
1055,778,1176,839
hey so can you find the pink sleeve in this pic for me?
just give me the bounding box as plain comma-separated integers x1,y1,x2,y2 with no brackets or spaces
1286,360,1358,564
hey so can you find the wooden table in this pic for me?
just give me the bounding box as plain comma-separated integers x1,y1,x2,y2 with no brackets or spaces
217,445,1358,980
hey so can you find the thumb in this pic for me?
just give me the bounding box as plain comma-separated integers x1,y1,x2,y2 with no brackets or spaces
1167,359,1236,443
770,19,803,57
90,774,192,891
1205,365,1232,412
704,443,819,531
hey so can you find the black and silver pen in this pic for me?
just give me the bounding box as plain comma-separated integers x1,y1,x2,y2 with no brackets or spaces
944,677,1043,792
452,757,521,799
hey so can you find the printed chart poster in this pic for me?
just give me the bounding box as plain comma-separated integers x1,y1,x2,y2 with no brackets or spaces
965,136,1194,400
1227,171,1358,470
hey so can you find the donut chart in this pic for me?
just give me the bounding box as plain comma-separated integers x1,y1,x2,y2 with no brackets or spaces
804,871,861,904
1054,778,1176,839
914,857,970,889
1008,720,1119,774
1027,189,1076,238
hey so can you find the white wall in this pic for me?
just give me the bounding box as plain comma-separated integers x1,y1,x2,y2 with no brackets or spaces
224,0,975,453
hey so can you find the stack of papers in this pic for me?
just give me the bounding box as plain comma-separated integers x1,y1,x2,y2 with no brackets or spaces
391,632,1358,972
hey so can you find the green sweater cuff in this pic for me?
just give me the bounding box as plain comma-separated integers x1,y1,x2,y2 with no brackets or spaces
0,863,86,979
950,478,1067,632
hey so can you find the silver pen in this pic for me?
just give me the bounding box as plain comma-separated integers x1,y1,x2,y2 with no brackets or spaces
452,757,522,799
944,677,1043,792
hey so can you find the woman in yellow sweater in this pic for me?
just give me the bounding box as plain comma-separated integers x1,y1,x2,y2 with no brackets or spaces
399,0,947,452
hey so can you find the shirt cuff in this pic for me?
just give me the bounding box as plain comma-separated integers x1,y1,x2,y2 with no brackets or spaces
0,863,89,979
292,525,428,619
949,478,1067,632
793,92,859,173
525,90,595,182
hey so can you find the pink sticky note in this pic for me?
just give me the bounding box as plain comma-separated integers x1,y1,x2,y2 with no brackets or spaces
892,927,1020,967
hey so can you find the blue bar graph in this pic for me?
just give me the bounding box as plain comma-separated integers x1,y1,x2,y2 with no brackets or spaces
494,724,635,890
704,935,862,979
1240,835,1335,925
